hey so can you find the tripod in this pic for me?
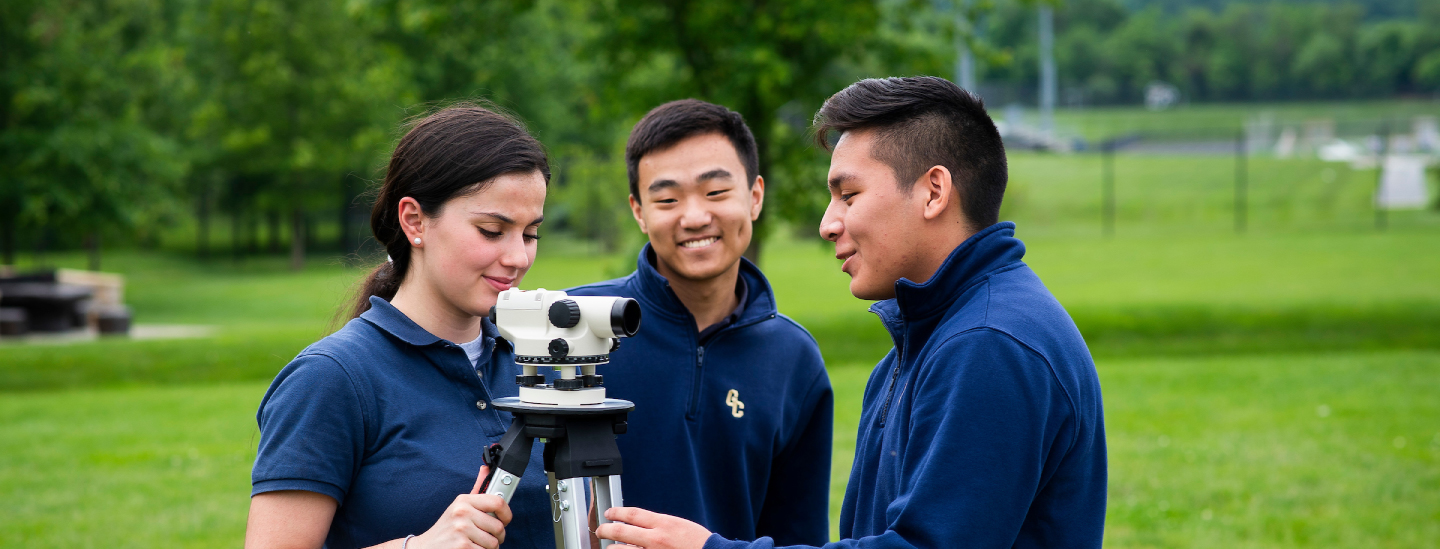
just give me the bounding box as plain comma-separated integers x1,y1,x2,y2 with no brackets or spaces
480,396,633,549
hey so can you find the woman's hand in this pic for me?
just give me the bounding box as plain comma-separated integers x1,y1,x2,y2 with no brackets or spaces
407,465,513,549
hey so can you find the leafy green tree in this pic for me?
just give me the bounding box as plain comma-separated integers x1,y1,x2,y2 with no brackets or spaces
350,0,633,248
185,0,408,268
1291,31,1349,98
2,0,190,269
0,0,42,265
593,0,880,260
977,0,1439,105
1355,21,1422,97
1414,3,1440,92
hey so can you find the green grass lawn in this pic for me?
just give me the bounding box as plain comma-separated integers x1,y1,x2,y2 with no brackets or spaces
1097,351,1440,548
0,382,263,548
3,142,1438,546
4,353,1434,548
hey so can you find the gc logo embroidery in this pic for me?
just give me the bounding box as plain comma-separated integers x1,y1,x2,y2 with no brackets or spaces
725,389,745,418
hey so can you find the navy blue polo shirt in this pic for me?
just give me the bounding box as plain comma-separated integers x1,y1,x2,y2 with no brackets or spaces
252,296,554,549
567,245,833,545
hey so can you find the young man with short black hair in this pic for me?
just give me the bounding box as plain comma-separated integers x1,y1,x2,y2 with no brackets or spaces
598,77,1107,549
566,99,834,546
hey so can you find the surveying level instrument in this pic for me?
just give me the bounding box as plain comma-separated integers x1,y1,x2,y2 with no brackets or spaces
480,288,641,549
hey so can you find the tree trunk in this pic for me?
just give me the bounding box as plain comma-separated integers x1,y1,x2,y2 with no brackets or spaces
268,210,281,253
290,208,306,271
740,100,772,268
197,184,210,260
86,232,101,271
1,206,15,266
339,175,352,259
306,215,315,253
742,233,762,264
231,206,243,262
247,211,259,254
37,228,52,267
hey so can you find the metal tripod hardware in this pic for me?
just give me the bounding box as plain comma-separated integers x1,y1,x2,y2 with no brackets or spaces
479,397,633,549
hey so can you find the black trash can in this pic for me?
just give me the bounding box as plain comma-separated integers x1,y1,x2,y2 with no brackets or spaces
97,305,131,336
0,307,27,336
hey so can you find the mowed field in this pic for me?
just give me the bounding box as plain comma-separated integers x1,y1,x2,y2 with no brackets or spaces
3,140,1439,546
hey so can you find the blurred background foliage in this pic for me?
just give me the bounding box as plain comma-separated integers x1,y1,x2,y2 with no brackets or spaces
6,0,1440,268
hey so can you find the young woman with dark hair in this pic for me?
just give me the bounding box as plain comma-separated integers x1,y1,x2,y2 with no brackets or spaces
246,104,556,549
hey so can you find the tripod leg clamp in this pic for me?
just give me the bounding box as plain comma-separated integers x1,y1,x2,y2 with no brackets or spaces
479,420,535,504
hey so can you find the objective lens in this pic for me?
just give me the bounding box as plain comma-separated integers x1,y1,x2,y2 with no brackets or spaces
609,298,641,337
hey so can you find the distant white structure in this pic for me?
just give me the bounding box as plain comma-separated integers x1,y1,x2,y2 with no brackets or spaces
994,103,1071,152
1245,112,1275,153
1376,155,1432,209
1301,119,1336,154
1144,82,1178,111
1310,116,1440,173
1317,140,1362,163
1275,127,1298,158
1005,104,1025,128
1388,134,1417,154
1415,117,1439,152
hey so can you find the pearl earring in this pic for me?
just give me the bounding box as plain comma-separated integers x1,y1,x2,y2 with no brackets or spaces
413,237,422,245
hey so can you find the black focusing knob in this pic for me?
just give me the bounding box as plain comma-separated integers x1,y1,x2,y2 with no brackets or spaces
549,299,581,328
548,338,569,358
610,339,621,352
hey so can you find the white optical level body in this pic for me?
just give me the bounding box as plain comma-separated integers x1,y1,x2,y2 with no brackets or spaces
491,288,641,406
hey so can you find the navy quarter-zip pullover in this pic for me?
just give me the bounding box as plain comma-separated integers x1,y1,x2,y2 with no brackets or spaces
706,222,1108,549
252,297,555,549
567,245,834,546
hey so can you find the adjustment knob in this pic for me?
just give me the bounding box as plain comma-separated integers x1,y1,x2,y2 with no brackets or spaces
548,338,569,358
549,299,581,328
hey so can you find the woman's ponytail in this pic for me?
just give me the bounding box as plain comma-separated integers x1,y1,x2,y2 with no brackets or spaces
349,260,404,319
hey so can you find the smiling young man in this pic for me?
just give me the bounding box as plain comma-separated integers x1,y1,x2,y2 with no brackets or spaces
564,99,833,546
597,78,1107,549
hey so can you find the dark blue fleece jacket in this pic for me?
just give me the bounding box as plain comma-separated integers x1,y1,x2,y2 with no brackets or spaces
706,222,1107,549
567,245,834,546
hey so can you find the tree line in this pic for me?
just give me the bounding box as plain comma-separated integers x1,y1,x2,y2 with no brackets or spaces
3,0,1434,269
978,0,1440,105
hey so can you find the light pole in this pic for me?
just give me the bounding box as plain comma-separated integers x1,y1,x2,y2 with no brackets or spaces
954,0,976,92
1038,5,1056,135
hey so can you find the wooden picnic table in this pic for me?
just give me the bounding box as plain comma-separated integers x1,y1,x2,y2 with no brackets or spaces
0,282,93,332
